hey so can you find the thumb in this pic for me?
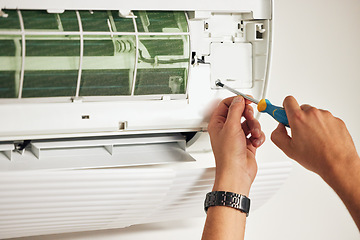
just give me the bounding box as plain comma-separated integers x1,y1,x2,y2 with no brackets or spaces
271,123,293,156
226,96,245,126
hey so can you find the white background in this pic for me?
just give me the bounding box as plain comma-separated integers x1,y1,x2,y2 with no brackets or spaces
21,0,360,239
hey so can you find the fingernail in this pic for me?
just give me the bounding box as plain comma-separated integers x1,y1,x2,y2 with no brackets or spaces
254,128,260,136
254,139,260,146
248,108,253,115
232,96,243,103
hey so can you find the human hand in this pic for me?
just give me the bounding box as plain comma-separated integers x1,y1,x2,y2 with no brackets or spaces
271,96,359,182
208,96,266,195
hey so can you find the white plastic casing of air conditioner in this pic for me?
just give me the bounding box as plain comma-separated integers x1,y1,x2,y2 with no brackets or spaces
0,0,292,239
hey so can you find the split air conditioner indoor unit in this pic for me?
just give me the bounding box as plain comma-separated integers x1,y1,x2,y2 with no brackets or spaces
0,0,291,238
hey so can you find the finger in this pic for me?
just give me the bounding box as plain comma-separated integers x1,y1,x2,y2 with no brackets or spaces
271,123,293,156
245,95,255,105
300,104,312,111
319,109,333,117
243,106,261,138
212,96,235,119
245,118,262,138
250,130,266,148
208,97,235,132
213,95,253,117
243,104,255,121
246,138,256,154
225,96,245,126
242,119,251,136
283,96,302,126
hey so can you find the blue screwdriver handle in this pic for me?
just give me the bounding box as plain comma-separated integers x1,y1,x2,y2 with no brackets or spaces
257,99,289,127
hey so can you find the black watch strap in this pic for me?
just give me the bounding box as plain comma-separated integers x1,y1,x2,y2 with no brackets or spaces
204,191,250,217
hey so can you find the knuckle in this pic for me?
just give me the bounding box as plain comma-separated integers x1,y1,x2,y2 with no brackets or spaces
335,117,345,126
308,106,318,114
322,109,331,115
270,130,278,143
253,120,261,131
308,107,321,118
261,133,266,143
300,104,312,111
323,110,334,118
245,104,254,113
292,110,304,122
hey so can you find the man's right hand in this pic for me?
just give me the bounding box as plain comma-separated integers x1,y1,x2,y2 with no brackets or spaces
271,96,359,181
271,96,360,230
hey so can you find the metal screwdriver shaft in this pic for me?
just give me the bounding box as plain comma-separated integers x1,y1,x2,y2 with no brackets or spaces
215,80,259,104
215,80,289,127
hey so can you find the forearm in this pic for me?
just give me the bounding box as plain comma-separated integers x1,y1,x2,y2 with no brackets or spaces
322,156,360,230
202,205,247,240
201,173,251,240
203,96,263,239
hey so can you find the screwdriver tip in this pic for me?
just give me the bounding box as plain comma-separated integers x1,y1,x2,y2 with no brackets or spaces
215,80,224,87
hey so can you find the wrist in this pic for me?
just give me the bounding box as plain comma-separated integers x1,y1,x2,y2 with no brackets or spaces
213,171,252,196
322,155,360,190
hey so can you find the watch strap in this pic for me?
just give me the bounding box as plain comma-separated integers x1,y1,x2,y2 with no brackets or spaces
204,191,250,217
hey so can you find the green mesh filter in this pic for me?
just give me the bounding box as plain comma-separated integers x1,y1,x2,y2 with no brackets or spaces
22,70,78,97
111,12,134,32
60,11,79,31
134,11,188,32
135,68,186,95
0,10,20,29
80,70,131,96
25,40,81,56
0,39,16,56
80,11,110,32
140,39,184,57
0,10,190,99
22,10,59,30
0,37,19,98
0,71,17,98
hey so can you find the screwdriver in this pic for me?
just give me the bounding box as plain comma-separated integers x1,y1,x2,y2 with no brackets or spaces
215,80,289,127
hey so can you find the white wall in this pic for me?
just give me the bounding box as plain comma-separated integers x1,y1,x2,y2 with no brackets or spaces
246,0,360,239
19,0,360,239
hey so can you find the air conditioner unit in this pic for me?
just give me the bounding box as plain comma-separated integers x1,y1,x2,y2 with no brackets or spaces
0,0,291,238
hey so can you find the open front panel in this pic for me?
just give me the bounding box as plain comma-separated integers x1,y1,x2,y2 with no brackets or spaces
0,6,272,141
0,10,190,99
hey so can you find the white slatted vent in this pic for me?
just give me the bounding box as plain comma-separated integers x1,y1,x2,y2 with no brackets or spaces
30,134,186,159
0,134,195,170
0,162,291,239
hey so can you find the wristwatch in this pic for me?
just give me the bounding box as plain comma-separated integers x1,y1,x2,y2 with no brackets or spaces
204,191,250,217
